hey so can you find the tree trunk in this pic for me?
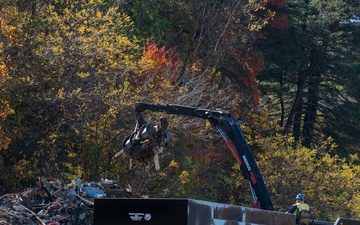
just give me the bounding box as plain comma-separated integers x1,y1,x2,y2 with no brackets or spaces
284,70,306,134
302,71,321,148
284,49,321,139
293,99,303,143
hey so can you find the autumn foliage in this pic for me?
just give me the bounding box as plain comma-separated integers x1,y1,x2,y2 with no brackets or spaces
265,0,286,8
0,13,11,151
140,38,180,87
0,106,11,150
242,51,265,106
269,13,289,30
225,49,264,107
265,0,289,30
143,38,180,71
0,0,359,222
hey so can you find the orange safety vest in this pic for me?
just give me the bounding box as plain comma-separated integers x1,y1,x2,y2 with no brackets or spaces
293,202,310,215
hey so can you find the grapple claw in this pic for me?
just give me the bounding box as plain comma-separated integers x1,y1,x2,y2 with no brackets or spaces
120,114,170,167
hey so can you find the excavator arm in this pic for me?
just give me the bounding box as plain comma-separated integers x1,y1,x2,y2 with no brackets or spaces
127,102,274,211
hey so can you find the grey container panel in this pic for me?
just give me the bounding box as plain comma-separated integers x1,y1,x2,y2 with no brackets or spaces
188,199,245,224
213,219,248,225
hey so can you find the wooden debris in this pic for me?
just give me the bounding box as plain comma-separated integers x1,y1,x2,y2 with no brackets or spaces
0,177,141,225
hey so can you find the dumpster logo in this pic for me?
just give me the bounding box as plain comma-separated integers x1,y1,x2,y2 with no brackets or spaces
129,213,152,221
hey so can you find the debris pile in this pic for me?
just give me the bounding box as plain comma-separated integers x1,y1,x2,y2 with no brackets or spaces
0,177,140,225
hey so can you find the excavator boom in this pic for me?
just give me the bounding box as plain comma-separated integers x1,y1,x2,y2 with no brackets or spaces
132,102,274,210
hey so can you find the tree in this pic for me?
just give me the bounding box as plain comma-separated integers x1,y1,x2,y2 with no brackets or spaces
255,134,360,221
0,0,245,192
120,0,272,111
0,15,11,151
257,0,360,152
119,0,173,44
0,2,34,192
0,0,143,190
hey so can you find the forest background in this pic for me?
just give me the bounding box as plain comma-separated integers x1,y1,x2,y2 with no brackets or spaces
0,0,359,222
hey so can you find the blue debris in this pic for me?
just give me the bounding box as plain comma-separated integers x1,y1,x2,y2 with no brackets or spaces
82,186,106,198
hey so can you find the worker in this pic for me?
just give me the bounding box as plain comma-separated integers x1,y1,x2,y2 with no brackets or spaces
286,194,312,225
286,193,310,214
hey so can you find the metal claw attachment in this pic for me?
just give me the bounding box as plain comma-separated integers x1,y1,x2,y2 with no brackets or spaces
115,112,170,170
